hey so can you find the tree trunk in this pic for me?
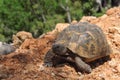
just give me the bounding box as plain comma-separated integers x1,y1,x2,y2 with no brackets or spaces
66,6,71,23
60,3,71,23
41,13,46,23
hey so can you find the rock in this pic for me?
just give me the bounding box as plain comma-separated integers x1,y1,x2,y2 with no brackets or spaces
55,23,70,33
108,59,117,68
80,16,97,22
116,64,120,73
12,31,33,48
71,20,78,24
38,63,45,71
106,7,118,16
108,27,117,34
0,42,15,55
100,14,108,19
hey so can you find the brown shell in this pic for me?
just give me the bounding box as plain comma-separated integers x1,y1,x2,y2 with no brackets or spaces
55,22,112,62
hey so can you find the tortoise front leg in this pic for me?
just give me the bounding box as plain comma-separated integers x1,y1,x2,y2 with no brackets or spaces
75,56,92,73
44,49,55,67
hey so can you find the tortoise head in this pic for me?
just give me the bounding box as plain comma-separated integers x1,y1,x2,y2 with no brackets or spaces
52,44,68,56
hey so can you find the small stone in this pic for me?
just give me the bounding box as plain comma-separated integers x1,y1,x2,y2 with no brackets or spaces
108,27,116,34
38,64,45,71
99,73,105,77
116,64,120,73
108,59,117,68
51,72,55,76
55,23,70,32
77,72,82,76
112,68,117,73
58,72,67,78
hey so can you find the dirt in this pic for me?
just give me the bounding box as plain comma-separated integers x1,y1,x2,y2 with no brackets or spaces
0,7,120,80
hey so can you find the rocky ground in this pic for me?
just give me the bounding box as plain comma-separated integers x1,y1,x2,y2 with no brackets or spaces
0,7,120,80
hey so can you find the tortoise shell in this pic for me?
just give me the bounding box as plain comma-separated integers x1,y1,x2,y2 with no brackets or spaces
54,22,112,62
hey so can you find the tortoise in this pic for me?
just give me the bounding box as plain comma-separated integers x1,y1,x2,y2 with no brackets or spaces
44,22,112,73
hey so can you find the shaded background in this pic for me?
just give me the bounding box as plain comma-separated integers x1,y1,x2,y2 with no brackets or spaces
0,0,119,42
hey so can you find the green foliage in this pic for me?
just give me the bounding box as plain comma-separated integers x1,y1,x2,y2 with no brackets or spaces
0,34,5,42
0,0,109,42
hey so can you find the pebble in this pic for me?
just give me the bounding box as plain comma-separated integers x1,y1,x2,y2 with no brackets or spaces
38,64,45,71
116,64,120,73
108,59,117,68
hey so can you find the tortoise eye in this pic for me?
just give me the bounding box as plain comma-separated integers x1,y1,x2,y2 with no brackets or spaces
52,44,59,50
56,45,60,49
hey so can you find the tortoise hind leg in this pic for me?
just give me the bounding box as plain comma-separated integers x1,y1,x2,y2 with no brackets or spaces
75,56,92,73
